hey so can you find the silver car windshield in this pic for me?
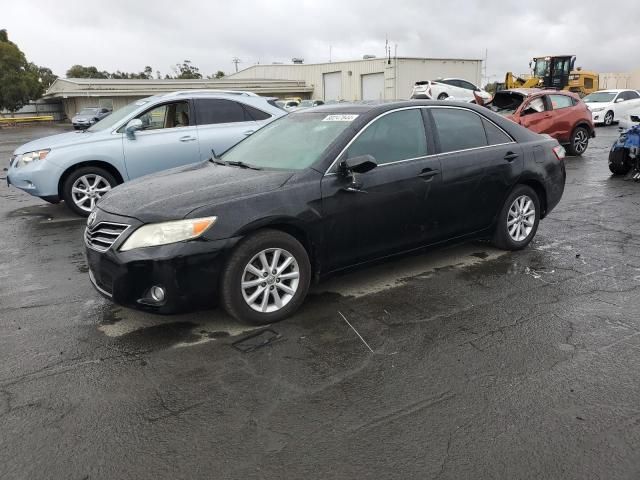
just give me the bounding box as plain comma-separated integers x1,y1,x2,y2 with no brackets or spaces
79,108,100,115
87,99,150,132
222,112,355,170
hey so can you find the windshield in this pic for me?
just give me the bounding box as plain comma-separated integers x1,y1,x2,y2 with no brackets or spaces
299,100,314,107
79,108,99,115
583,92,616,103
489,92,526,115
533,59,550,77
87,98,151,132
222,112,355,170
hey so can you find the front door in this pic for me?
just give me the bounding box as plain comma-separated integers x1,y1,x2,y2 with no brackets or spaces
429,106,523,238
320,108,443,271
122,100,201,179
517,95,554,136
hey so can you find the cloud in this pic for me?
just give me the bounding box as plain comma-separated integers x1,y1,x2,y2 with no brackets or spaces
3,0,638,81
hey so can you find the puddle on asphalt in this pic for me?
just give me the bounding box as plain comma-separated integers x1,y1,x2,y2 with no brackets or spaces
97,303,262,349
7,203,84,226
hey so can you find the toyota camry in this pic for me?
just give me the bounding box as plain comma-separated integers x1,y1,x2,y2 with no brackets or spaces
84,101,566,324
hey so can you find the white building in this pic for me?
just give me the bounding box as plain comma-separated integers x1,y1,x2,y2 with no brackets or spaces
227,57,483,101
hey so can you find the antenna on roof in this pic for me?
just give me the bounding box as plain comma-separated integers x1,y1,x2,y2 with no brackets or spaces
232,57,241,73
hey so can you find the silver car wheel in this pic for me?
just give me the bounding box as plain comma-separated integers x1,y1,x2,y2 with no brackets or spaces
604,111,614,126
71,174,112,213
507,195,535,242
573,129,589,154
241,248,300,313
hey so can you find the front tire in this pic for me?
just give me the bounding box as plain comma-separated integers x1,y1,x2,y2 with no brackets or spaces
62,166,117,217
220,229,311,325
609,149,632,175
566,126,590,156
492,185,540,251
604,110,614,126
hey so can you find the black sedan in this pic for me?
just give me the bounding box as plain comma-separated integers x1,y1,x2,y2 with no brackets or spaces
85,101,566,324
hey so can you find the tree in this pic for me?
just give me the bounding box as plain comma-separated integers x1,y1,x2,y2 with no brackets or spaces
0,29,41,113
172,60,202,79
66,64,109,79
207,70,225,79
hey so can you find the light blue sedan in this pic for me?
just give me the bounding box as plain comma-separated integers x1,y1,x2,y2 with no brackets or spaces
7,91,286,215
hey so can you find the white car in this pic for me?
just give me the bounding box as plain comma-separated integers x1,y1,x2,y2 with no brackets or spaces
583,89,640,126
619,108,640,130
410,78,491,103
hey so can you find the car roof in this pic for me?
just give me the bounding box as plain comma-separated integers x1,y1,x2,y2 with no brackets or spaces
291,100,472,115
499,88,574,97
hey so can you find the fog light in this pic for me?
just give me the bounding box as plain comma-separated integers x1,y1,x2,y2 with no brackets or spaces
150,286,165,303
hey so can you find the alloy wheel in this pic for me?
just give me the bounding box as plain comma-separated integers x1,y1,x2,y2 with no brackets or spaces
241,248,300,313
71,174,112,213
573,129,589,154
604,111,614,126
507,195,535,242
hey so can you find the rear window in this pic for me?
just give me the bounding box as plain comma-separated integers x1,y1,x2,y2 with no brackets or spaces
243,104,272,121
195,99,248,125
483,119,512,145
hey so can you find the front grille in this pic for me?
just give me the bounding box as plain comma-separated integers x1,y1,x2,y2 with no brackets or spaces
85,221,130,252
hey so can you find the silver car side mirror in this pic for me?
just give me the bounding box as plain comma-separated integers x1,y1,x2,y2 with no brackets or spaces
125,118,143,139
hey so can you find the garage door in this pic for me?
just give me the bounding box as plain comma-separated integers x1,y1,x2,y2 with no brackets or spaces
323,71,342,101
361,72,385,101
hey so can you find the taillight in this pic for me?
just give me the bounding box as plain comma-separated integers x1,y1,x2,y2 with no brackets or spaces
552,145,566,160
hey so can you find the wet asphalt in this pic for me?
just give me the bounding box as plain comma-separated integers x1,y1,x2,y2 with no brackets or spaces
1,123,639,480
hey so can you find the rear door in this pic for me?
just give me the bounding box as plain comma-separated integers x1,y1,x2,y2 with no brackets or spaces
194,98,259,159
429,106,523,238
122,100,201,179
547,94,576,142
320,108,443,270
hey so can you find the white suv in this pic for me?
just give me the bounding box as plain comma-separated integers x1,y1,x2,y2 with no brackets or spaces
411,78,491,103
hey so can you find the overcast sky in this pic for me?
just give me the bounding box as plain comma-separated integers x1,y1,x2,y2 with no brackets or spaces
4,0,639,83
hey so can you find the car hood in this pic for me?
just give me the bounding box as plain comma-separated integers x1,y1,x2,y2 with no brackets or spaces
97,161,295,223
14,130,105,154
72,114,96,121
585,102,612,109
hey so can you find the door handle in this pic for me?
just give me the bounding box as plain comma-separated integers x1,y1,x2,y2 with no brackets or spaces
504,151,519,162
243,130,255,136
179,136,196,142
418,168,440,179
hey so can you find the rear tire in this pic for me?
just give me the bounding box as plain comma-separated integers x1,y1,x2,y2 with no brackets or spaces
566,126,589,156
437,93,448,101
62,166,117,217
220,229,311,325
609,149,632,175
492,185,540,251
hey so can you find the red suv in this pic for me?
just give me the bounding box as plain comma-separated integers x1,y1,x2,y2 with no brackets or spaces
481,89,595,156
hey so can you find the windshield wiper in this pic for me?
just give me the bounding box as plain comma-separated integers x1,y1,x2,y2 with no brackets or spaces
209,158,226,166
224,160,262,170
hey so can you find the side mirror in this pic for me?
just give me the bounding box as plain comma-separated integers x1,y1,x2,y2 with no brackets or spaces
340,154,378,174
615,97,625,103
125,118,143,139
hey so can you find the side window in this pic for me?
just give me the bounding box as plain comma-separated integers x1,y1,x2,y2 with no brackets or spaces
549,94,573,110
346,109,427,165
482,118,512,145
136,102,190,130
521,97,546,115
431,108,487,153
627,91,640,99
195,99,249,125
460,81,477,91
243,104,272,121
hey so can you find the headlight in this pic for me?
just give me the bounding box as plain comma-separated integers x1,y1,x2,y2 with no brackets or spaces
119,217,217,251
591,107,605,112
14,149,50,168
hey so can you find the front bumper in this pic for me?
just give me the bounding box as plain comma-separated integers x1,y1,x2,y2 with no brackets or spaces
590,109,608,124
6,160,63,198
84,210,240,313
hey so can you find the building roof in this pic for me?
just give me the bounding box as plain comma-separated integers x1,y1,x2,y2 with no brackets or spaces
43,77,313,98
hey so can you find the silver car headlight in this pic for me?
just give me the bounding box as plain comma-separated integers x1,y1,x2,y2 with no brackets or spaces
120,217,217,251
13,149,50,168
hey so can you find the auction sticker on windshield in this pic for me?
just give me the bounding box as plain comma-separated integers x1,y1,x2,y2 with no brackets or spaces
322,114,359,122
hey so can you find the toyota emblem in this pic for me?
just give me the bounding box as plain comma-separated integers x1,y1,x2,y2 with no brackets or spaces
87,211,97,227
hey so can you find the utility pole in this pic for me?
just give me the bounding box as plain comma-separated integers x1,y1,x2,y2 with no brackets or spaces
232,57,241,73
